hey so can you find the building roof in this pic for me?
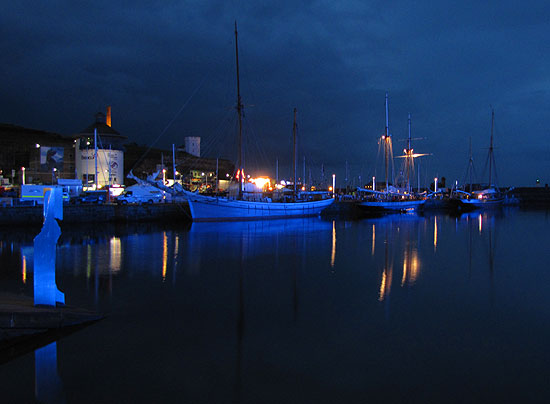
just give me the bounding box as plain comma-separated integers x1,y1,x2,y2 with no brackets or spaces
0,123,69,144
76,113,126,139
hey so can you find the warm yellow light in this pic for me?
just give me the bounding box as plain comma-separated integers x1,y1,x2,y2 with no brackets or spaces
249,177,271,189
328,186,333,191
301,186,305,191
110,187,124,197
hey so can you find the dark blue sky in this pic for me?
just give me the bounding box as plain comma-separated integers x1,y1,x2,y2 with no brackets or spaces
2,0,549,186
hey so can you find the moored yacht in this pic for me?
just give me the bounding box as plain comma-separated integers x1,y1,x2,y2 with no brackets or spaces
185,23,334,222
358,94,426,214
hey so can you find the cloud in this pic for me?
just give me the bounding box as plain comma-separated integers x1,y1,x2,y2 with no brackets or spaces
1,0,550,185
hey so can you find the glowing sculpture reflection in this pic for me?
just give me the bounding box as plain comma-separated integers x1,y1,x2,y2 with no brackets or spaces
35,342,64,403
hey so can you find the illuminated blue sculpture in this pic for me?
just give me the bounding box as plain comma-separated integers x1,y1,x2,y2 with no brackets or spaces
33,188,65,306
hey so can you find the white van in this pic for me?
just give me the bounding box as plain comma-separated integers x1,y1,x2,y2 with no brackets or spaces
116,185,164,204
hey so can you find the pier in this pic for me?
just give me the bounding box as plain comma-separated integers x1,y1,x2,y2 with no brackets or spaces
0,293,103,363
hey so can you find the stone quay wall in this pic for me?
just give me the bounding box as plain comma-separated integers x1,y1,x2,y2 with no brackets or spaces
0,203,191,226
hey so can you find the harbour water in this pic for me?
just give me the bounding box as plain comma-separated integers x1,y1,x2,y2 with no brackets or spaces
1,209,550,403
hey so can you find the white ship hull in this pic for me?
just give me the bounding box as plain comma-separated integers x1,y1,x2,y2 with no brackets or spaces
186,193,335,222
459,198,504,209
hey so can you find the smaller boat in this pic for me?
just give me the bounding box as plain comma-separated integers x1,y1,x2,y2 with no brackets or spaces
357,189,426,213
455,109,504,210
456,187,504,210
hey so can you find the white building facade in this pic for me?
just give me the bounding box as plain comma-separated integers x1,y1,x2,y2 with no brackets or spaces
74,113,126,188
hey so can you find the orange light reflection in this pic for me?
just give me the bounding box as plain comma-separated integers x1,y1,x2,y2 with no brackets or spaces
330,221,336,268
22,256,27,284
162,232,168,281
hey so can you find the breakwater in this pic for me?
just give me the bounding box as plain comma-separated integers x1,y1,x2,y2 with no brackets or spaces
0,203,191,226
508,187,550,207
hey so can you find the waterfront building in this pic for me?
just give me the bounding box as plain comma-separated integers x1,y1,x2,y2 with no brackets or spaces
1,116,234,191
0,123,75,186
74,112,126,188
184,136,200,157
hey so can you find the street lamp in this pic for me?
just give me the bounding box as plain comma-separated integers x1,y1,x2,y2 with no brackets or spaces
21,167,25,185
332,174,336,198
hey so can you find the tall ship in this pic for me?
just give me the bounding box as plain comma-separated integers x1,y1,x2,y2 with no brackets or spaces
185,23,334,222
357,93,426,213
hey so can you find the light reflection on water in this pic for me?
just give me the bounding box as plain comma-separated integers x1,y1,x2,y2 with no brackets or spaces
2,211,550,403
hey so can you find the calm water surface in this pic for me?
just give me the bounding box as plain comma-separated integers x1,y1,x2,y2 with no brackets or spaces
1,209,550,403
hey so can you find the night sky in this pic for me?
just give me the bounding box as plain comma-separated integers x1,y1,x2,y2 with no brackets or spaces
2,0,550,187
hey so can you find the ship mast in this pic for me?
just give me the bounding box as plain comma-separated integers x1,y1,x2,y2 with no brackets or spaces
293,108,297,200
469,137,473,192
235,21,244,199
384,92,390,195
407,113,412,194
488,108,494,187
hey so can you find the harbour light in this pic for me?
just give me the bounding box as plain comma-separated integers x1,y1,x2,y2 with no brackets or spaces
249,177,270,190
